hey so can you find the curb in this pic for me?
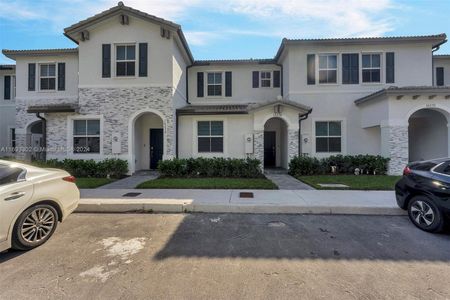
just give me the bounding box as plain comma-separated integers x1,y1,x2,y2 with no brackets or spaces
76,199,406,216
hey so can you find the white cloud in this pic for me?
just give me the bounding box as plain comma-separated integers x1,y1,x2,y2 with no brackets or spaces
0,0,400,46
215,0,397,37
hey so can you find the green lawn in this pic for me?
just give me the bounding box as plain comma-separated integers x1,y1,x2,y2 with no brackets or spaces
297,175,402,190
136,177,278,189
75,178,116,189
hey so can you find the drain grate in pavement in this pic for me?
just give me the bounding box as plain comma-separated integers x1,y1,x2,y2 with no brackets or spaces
122,192,142,197
239,192,254,198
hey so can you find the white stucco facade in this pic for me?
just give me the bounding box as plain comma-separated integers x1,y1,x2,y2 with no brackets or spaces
2,2,450,174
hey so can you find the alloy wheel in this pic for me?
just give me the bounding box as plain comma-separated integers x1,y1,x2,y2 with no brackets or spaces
410,200,435,227
20,208,56,243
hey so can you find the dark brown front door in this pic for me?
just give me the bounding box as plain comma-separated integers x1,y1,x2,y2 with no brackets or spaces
150,129,163,169
264,131,276,167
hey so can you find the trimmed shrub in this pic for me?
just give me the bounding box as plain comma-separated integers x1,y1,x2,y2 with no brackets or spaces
158,157,263,178
22,158,128,178
289,155,390,176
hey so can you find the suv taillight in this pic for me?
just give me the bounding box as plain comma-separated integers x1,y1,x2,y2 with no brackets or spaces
403,166,412,176
63,175,76,183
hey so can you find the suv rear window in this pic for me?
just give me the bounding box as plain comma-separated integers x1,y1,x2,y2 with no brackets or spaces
410,162,437,171
433,163,450,176
0,164,26,186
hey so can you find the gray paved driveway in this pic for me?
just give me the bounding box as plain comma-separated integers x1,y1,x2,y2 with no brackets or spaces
1,213,450,299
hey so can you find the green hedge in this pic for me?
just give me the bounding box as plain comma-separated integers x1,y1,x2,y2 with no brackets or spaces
289,155,390,176
30,158,128,178
158,157,263,178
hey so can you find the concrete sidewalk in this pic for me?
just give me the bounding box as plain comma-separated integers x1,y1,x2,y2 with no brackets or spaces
77,189,405,215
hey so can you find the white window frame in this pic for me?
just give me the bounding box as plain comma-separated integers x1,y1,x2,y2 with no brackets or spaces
67,115,104,158
361,53,382,84
260,71,272,88
318,54,338,84
206,72,223,97
312,118,346,157
38,63,57,91
115,43,136,77
192,116,228,157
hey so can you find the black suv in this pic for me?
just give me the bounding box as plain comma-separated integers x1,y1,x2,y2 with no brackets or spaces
395,158,450,232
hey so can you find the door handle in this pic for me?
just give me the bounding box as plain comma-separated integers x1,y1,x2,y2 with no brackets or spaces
4,192,26,201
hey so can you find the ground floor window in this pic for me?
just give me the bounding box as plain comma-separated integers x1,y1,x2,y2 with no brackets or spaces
198,121,223,153
315,121,342,153
73,119,100,153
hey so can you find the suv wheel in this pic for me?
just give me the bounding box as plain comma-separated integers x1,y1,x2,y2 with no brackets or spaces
407,196,444,233
11,204,59,250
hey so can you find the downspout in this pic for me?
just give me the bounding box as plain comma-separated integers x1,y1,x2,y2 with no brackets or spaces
432,45,441,86
179,64,194,158
275,63,284,97
176,111,179,158
36,113,47,161
298,108,313,156
185,64,193,104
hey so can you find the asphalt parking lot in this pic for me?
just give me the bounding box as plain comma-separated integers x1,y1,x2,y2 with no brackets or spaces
1,213,450,299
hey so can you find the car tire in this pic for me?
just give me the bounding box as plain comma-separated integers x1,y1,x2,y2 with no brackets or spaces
407,196,444,233
11,204,59,251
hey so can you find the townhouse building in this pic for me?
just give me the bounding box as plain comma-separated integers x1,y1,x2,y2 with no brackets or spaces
2,2,450,175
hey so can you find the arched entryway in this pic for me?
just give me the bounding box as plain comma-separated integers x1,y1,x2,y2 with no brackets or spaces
129,110,165,173
26,120,44,161
408,108,449,161
264,117,288,169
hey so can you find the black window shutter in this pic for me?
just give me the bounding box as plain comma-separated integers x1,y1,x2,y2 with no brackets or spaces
273,70,281,88
28,63,35,91
102,44,111,78
307,54,315,85
386,52,395,83
252,71,259,88
57,63,65,91
436,67,444,86
342,54,359,84
4,76,11,100
197,72,204,97
225,71,232,97
139,43,148,77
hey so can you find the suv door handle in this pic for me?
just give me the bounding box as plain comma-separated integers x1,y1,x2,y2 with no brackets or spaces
4,192,26,201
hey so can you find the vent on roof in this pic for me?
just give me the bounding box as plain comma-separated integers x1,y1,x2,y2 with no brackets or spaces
80,30,90,41
120,14,129,25
160,27,171,39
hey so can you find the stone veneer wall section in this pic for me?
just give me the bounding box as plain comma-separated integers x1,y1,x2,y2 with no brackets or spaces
79,87,175,157
288,129,299,164
387,126,409,175
252,130,264,169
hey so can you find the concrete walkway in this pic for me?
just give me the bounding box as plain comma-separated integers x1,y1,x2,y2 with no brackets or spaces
264,171,314,190
98,170,158,189
77,189,404,215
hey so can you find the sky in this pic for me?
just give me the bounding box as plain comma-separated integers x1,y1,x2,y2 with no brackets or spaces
0,0,450,64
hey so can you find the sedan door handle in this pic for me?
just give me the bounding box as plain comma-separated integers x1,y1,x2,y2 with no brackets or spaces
4,192,26,201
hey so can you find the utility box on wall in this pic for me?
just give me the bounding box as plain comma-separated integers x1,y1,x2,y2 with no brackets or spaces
301,133,310,155
245,134,254,154
112,133,121,154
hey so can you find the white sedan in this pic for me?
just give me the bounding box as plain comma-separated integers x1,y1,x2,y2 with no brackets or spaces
0,160,79,252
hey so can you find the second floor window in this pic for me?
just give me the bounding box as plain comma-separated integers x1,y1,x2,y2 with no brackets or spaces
318,55,337,84
73,119,100,154
40,64,56,90
116,45,135,76
260,71,272,87
362,54,381,83
207,72,222,96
